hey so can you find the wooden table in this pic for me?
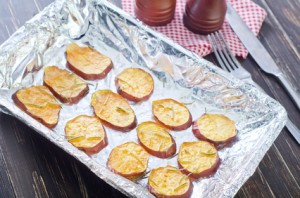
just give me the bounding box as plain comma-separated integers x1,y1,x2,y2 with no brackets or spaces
0,0,299,197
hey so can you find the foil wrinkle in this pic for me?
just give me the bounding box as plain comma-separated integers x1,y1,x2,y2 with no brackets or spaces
0,0,286,197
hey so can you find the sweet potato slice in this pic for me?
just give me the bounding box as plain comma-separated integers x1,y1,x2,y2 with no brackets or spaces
43,66,89,104
115,68,154,102
91,90,136,131
178,141,220,179
148,166,193,198
152,99,192,131
66,43,113,80
12,86,61,128
65,115,108,154
137,121,176,158
107,142,149,180
192,114,236,148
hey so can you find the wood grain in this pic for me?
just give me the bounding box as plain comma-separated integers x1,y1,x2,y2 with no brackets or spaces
0,0,299,197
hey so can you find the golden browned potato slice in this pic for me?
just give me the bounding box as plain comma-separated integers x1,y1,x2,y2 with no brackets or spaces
66,43,113,80
148,166,193,198
115,68,154,102
178,141,220,179
192,114,237,148
65,115,108,154
43,66,89,104
152,99,192,131
12,86,61,128
137,121,176,158
107,142,149,180
91,90,136,131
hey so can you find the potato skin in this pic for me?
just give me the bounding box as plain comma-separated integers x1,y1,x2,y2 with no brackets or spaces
97,116,137,132
148,183,193,198
44,80,89,104
154,113,192,131
65,115,108,154
192,117,237,149
148,166,193,198
177,141,220,180
76,134,108,155
67,61,113,80
43,66,89,104
107,142,149,180
91,90,137,132
152,99,192,131
138,135,176,159
178,157,220,180
137,121,176,158
115,79,153,102
107,163,146,180
12,87,61,128
66,43,113,80
115,68,154,102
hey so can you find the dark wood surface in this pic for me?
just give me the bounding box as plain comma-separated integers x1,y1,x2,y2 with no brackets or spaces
0,0,299,197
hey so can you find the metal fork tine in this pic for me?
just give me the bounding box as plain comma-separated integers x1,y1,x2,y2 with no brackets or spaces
215,32,238,70
208,35,230,72
218,32,243,69
210,33,300,146
211,33,234,72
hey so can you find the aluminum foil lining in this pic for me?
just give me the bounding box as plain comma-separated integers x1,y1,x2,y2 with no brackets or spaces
0,0,287,197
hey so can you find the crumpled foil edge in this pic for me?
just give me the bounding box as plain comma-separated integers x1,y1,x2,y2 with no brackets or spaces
0,0,287,197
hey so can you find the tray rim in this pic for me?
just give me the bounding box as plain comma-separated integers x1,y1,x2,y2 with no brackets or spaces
0,0,287,197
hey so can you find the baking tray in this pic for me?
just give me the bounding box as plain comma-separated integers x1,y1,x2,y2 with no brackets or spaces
0,0,287,197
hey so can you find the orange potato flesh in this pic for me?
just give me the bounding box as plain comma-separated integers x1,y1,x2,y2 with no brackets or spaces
137,121,176,158
115,68,154,102
43,66,88,104
65,115,107,154
107,142,149,180
91,90,136,131
178,141,219,179
148,166,193,198
192,114,236,147
66,43,113,80
12,86,61,128
152,99,192,131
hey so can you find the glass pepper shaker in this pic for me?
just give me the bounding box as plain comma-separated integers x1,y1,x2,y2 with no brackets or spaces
134,0,177,26
183,0,227,34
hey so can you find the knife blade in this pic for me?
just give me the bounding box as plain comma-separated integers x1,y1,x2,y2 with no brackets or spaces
226,3,300,110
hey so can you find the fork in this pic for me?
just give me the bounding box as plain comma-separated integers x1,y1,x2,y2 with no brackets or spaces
208,31,300,144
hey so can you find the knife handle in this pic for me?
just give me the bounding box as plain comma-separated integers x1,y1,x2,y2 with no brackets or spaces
277,73,300,110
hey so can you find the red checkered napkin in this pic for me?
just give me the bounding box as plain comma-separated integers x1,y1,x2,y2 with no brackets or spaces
122,0,267,58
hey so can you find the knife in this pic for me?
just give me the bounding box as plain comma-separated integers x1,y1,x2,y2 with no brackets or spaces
226,3,300,110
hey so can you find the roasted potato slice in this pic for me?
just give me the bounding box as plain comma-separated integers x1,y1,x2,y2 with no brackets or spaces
137,121,176,158
65,115,108,154
148,166,193,198
12,86,61,128
152,99,192,131
107,142,149,180
66,43,113,80
115,68,154,102
178,141,220,179
43,66,89,104
91,90,136,131
192,114,236,148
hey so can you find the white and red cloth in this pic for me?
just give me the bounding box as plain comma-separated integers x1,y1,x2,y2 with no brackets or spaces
122,0,267,58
